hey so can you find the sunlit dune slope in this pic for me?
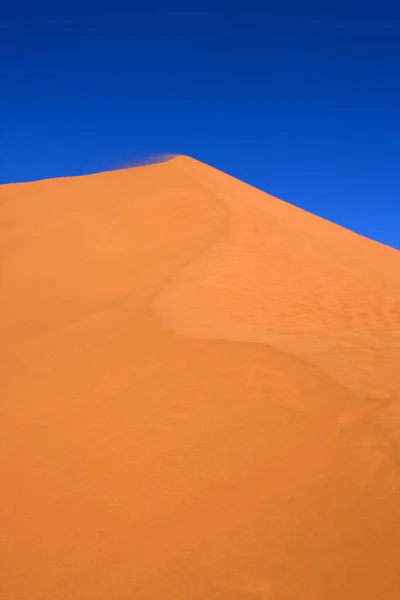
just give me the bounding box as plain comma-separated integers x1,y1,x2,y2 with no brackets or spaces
1,156,400,599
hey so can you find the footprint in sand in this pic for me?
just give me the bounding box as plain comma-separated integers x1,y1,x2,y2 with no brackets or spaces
338,390,392,424
221,574,274,599
365,389,392,402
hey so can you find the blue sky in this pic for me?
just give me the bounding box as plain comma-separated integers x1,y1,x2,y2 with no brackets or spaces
1,1,399,248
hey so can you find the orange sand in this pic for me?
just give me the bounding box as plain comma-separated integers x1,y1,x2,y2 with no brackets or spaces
1,156,400,599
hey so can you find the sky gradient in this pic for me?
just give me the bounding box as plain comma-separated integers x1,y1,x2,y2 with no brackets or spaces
1,0,399,248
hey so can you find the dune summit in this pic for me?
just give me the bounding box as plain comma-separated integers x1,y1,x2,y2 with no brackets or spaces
1,156,400,599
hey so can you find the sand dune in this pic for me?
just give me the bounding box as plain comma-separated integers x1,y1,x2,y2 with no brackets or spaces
1,156,400,599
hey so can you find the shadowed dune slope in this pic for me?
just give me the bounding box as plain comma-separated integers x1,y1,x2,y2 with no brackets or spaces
1,156,400,599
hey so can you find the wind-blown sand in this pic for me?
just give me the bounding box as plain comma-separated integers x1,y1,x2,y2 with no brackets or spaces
1,156,400,599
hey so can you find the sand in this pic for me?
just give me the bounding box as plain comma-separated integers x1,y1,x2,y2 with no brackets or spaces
1,155,400,599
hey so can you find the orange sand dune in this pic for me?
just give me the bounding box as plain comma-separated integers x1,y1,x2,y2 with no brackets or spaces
1,156,400,599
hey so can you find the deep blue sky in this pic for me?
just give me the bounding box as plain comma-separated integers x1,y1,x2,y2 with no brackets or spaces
1,1,399,248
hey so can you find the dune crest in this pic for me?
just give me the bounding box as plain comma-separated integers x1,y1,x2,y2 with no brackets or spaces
1,157,400,599
157,157,400,415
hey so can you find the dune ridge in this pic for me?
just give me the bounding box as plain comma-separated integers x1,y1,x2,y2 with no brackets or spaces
1,156,400,599
156,157,400,408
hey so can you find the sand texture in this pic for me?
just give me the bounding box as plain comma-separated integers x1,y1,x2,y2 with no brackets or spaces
1,156,400,599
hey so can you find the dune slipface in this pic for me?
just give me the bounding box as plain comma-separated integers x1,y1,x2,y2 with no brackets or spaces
1,156,400,599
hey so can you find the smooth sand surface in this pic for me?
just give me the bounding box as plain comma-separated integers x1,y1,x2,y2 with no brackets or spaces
1,156,400,599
